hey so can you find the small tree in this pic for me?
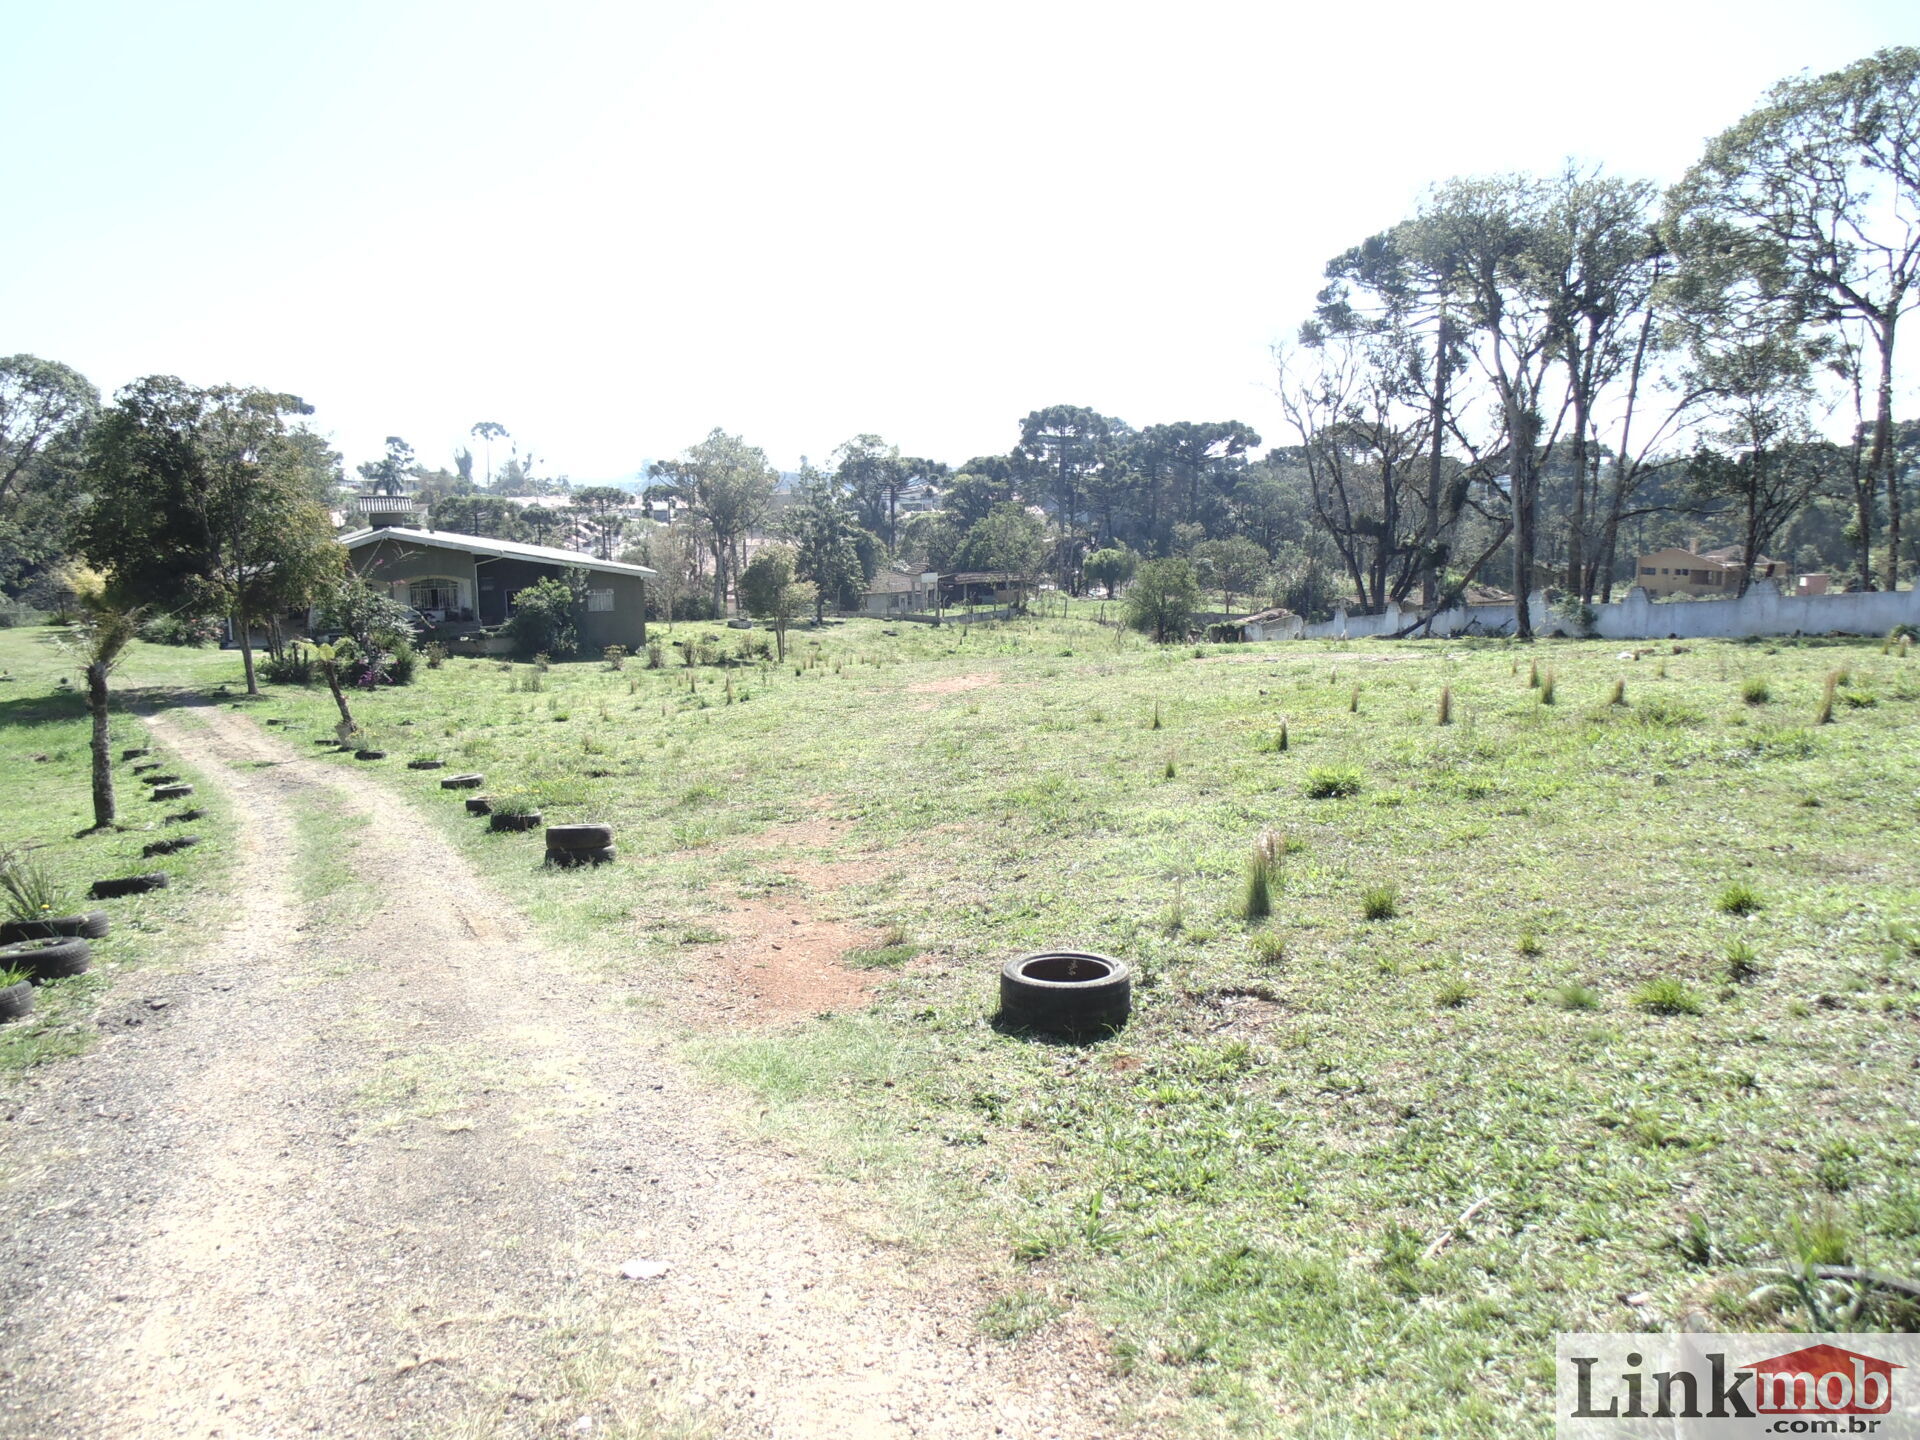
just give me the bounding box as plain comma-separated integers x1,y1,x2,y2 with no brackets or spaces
1192,536,1269,614
317,573,418,683
739,544,815,660
60,564,141,830
1083,546,1136,599
1124,558,1201,643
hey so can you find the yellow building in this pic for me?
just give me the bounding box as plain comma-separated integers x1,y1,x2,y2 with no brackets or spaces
1634,544,1786,598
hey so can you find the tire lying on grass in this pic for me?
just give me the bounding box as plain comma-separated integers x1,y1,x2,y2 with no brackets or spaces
89,873,170,900
545,845,615,867
441,773,484,790
0,911,110,944
465,796,493,816
998,951,1132,1035
151,783,194,801
142,835,201,858
1,937,92,981
142,773,181,786
121,746,150,761
407,758,445,770
489,811,543,833
544,823,614,852
354,749,386,761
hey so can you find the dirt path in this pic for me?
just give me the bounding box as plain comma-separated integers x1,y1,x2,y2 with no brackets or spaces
0,706,1127,1439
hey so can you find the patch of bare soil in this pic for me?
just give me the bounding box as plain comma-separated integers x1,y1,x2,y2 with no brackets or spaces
0,705,1136,1439
688,898,883,1024
906,672,999,695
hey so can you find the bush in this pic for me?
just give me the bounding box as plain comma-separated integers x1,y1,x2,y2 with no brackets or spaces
604,644,627,671
1305,764,1362,799
1360,884,1399,921
1716,881,1764,916
1123,559,1201,643
1741,675,1771,705
260,643,316,685
138,611,222,647
506,577,582,659
385,639,418,686
423,642,447,670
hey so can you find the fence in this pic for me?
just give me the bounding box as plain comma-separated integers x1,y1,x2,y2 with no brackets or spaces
1252,582,1920,643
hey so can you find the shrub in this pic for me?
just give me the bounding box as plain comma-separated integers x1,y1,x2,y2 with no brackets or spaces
1632,978,1703,1015
1740,675,1771,705
1552,982,1601,1011
1305,764,1362,799
646,639,666,669
385,639,418,686
1434,978,1472,1008
1249,931,1286,966
1607,677,1625,706
1361,884,1399,921
1239,833,1282,921
137,611,222,647
490,788,541,819
1716,881,1764,916
506,576,583,659
260,643,316,685
423,641,447,670
603,644,628,671
0,850,69,923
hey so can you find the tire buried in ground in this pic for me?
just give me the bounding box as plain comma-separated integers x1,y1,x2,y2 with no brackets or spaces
441,773,484,790
1,937,92,981
142,835,201,858
465,796,493,816
89,873,170,900
0,981,32,1022
354,749,386,761
545,844,615,867
998,951,1131,1035
544,822,614,852
151,783,194,801
489,811,542,833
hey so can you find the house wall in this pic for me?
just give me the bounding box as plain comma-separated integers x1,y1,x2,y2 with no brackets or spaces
349,537,481,610
352,539,646,650
1260,582,1920,643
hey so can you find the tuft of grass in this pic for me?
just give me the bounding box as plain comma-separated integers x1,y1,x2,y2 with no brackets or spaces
1716,880,1764,916
1150,699,1162,730
1632,977,1704,1016
1304,764,1362,799
1436,685,1451,725
1740,675,1771,705
1552,982,1601,1011
1360,883,1399,921
845,942,917,969
1434,977,1472,1008
1348,684,1360,714
1815,670,1838,724
1516,928,1544,957
1238,834,1282,921
1607,677,1625,706
1527,658,1540,689
1249,930,1286,967
1162,751,1178,781
1537,667,1556,705
1725,938,1761,983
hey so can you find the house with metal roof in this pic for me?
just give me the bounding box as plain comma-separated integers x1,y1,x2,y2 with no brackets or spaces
339,524,655,652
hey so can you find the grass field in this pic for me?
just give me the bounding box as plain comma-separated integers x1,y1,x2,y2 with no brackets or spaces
0,628,238,1073
6,615,1919,1433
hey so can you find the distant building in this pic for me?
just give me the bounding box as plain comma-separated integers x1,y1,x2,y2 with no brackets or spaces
1634,543,1786,598
339,525,654,652
858,570,941,616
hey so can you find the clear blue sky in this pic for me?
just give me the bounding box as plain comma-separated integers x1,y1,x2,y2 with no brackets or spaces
3,0,1915,481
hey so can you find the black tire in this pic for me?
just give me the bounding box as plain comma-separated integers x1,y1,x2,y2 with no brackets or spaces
546,844,615,867
545,823,614,850
142,835,201,858
441,773,485,790
489,812,543,833
142,773,181,786
264,717,284,726
121,746,150,761
407,759,445,770
0,911,109,944
0,981,33,1022
132,761,161,773
165,807,204,824
151,783,194,801
1,937,91,981
89,873,170,900
998,951,1131,1035
465,796,493,816
314,738,341,746
354,749,386,761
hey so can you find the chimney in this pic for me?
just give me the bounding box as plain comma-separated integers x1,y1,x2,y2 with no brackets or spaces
354,493,420,530
1688,536,1699,554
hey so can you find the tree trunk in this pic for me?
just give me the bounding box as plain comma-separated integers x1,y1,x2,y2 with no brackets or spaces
321,661,355,732
1850,425,1874,591
235,608,258,695
1509,402,1540,640
1422,317,1450,608
775,616,787,662
87,662,115,830
1872,320,1900,590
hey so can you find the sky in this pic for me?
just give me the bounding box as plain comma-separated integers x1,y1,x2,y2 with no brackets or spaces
2,0,1915,483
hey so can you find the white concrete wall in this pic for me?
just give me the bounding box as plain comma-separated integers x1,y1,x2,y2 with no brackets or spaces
1260,582,1919,643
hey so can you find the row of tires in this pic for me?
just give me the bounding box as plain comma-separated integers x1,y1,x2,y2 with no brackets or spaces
435,773,617,866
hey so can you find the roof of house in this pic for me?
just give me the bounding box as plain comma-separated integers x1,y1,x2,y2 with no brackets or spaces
1234,606,1297,625
340,526,656,579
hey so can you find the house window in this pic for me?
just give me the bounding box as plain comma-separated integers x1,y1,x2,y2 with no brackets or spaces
1640,567,1656,576
587,588,614,613
408,577,463,612
1675,568,1690,578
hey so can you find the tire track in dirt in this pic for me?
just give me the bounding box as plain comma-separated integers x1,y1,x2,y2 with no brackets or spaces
0,705,1131,1439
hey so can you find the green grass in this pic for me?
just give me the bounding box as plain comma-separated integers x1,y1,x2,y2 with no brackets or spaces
0,627,239,1073
86,616,1920,1434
